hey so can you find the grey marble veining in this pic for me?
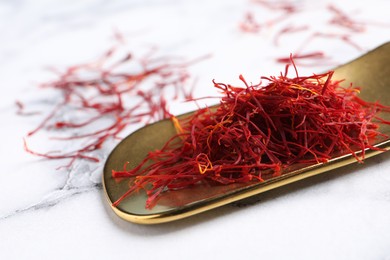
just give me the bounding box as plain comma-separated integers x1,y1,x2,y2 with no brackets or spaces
0,159,103,220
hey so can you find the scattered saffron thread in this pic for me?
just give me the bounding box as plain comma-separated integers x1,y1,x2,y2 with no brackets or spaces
253,0,300,14
21,45,207,169
239,2,388,65
275,51,331,66
239,0,300,33
239,12,262,33
299,32,363,52
15,100,40,116
273,25,309,46
327,4,366,33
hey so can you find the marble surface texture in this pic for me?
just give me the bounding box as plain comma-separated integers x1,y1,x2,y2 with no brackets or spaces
1,0,390,259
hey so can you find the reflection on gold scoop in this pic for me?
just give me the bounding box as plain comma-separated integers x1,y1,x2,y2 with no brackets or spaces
103,42,390,224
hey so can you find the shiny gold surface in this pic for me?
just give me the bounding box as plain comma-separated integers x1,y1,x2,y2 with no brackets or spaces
103,42,390,224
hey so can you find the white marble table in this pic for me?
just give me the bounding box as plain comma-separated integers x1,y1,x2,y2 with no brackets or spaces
1,0,390,259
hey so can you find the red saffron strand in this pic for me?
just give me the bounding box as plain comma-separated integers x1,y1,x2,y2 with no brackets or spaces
239,0,301,33
273,25,309,46
239,12,262,33
328,4,389,34
310,32,363,51
284,32,364,67
15,100,40,116
112,63,390,209
275,51,330,67
252,0,300,14
327,4,366,33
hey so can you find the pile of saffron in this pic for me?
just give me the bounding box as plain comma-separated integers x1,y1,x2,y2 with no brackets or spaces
112,64,390,209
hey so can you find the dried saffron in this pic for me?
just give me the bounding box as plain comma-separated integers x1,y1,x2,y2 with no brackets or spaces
112,61,390,209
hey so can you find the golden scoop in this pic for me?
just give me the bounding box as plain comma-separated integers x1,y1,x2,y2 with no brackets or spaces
103,42,390,224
